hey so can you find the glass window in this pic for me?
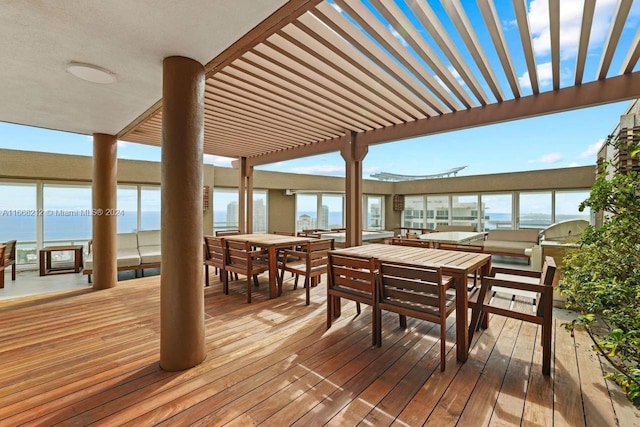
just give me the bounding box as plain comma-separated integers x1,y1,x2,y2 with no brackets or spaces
140,186,161,231
321,194,344,229
214,188,239,232
364,195,384,230
296,194,318,231
117,185,138,233
519,192,552,229
252,190,268,233
451,195,479,230
43,183,92,247
403,196,425,228
555,190,591,224
481,194,513,230
0,182,37,265
427,196,449,229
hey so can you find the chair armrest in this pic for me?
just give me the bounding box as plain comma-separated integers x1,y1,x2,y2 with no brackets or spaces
483,277,547,293
490,266,541,278
248,248,269,258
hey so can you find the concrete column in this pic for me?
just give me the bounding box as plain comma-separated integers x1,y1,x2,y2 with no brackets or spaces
92,133,118,290
160,56,205,371
341,132,367,247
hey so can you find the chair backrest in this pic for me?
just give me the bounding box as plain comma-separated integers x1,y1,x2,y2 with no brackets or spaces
0,244,6,268
3,240,16,265
535,257,557,317
389,238,430,248
203,235,224,267
328,253,377,299
273,231,294,236
306,238,334,269
224,239,251,268
216,230,240,237
378,261,449,314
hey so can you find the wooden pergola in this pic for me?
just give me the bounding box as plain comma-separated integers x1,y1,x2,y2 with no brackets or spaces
118,0,640,246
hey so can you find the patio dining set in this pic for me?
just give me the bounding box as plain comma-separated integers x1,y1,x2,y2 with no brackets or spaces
203,231,557,373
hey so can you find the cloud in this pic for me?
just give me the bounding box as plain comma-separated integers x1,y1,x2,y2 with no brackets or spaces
527,0,617,59
580,139,605,158
117,140,131,148
388,24,409,47
567,162,581,167
529,152,563,164
518,61,553,89
291,164,344,176
203,154,234,167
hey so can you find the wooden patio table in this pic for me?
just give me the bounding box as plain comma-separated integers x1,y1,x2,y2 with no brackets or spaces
331,243,491,363
223,233,319,299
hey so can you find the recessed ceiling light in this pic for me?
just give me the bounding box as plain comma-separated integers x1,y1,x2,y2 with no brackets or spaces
66,62,117,84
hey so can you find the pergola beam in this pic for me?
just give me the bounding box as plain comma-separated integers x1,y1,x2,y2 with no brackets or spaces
247,72,640,166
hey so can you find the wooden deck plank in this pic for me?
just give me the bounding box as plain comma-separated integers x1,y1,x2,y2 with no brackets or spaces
325,319,454,426
554,316,587,426
261,313,430,426
0,272,637,426
573,325,620,427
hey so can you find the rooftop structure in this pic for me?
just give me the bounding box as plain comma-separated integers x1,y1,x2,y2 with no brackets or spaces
2,1,640,417
371,166,467,181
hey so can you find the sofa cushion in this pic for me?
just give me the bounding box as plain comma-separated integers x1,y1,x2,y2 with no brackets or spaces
483,240,534,255
117,233,139,250
139,245,161,264
138,230,160,247
117,248,141,268
486,229,540,243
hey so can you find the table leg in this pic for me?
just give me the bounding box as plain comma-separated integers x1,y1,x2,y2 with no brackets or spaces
268,247,277,298
39,250,45,276
455,271,469,363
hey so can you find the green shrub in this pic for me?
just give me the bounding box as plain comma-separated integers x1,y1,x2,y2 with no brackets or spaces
559,134,640,404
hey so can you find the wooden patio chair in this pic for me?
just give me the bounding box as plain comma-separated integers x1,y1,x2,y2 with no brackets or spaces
327,253,379,346
389,237,431,248
0,244,5,289
278,238,334,305
469,256,557,375
204,236,234,289
2,240,16,281
215,230,240,237
437,242,485,289
376,261,455,371
222,239,269,303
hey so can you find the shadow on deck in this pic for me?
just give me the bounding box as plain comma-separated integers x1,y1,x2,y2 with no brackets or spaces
0,272,637,426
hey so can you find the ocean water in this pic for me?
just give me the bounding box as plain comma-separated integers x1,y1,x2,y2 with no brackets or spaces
0,211,160,243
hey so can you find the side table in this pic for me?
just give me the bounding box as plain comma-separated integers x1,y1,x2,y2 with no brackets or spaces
39,245,84,276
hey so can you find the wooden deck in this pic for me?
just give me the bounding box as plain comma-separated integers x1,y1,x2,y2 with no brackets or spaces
0,272,638,426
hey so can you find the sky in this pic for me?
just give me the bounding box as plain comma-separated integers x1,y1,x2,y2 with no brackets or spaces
0,0,638,179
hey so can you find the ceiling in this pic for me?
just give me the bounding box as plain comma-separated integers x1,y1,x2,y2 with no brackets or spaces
3,1,640,166
0,0,288,136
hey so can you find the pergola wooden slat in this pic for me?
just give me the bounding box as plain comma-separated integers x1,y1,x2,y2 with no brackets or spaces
120,0,640,167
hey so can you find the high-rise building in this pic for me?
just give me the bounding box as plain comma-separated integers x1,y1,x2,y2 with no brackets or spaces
318,204,329,229
226,201,238,228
